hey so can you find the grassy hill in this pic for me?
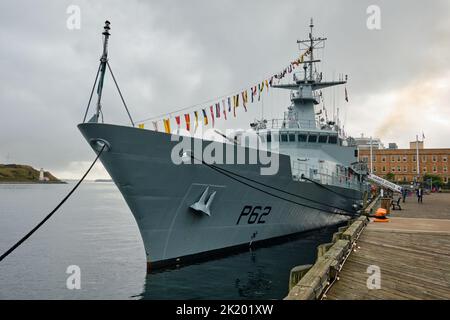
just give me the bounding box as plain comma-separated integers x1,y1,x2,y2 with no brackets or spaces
0,164,63,183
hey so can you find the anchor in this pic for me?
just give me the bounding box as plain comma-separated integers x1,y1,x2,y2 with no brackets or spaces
189,186,216,217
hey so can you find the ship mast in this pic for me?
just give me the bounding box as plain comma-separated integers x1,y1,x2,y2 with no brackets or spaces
296,18,326,83
272,19,347,130
309,18,314,81
83,21,134,126
95,20,111,122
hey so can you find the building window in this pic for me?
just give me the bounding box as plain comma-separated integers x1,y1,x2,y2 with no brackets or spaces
433,166,437,173
423,167,427,173
443,156,448,162
403,156,407,162
397,166,401,172
372,155,376,162
362,156,369,163
373,167,377,173
397,156,401,162
412,155,416,162
403,177,407,182
432,155,437,162
403,166,407,172
391,156,395,162
391,167,395,172
281,134,288,142
444,177,449,183
382,166,386,172
444,166,448,173
422,155,427,162
382,156,386,162
412,167,416,173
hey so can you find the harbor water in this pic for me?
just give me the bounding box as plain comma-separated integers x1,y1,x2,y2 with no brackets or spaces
0,182,339,299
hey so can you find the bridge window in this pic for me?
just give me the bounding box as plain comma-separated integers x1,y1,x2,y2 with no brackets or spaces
308,135,317,143
318,135,327,143
280,134,288,142
298,134,307,142
266,132,272,143
328,136,337,144
289,133,296,142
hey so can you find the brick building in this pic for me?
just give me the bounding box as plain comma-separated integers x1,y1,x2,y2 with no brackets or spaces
358,141,450,184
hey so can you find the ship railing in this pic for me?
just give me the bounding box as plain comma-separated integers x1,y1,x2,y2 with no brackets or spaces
290,91,321,101
293,71,323,83
292,162,361,190
268,119,318,130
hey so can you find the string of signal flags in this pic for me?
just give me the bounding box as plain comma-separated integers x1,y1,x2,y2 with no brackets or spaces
136,47,347,133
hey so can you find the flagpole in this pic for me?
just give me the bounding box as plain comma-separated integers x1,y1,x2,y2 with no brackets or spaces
370,136,373,174
416,134,420,183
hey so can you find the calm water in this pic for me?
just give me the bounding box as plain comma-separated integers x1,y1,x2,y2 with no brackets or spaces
0,182,338,300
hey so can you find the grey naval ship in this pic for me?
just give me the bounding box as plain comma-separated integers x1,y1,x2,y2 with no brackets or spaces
79,20,368,271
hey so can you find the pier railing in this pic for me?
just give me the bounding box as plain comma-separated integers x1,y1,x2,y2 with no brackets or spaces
285,215,369,300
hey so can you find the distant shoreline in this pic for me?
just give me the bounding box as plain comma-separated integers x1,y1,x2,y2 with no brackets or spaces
0,164,65,184
0,180,67,184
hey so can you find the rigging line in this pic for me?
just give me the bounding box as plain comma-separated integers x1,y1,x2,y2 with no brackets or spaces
135,57,302,124
190,155,357,217
106,61,135,127
301,175,362,201
136,87,246,124
82,63,102,123
203,160,358,213
0,145,106,263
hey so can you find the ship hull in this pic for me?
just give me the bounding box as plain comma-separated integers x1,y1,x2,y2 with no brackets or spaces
78,123,362,271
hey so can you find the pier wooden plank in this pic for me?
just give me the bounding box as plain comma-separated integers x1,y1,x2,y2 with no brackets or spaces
326,193,450,300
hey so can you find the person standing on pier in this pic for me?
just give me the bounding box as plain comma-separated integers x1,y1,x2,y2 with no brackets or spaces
416,186,424,203
401,187,408,203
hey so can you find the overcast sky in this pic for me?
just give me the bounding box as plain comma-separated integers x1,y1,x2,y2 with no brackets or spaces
1,0,449,179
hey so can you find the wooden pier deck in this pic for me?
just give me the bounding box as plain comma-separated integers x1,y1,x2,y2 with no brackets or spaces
325,193,450,300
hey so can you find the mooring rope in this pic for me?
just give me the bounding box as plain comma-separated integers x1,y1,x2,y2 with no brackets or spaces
0,145,106,263
190,155,359,217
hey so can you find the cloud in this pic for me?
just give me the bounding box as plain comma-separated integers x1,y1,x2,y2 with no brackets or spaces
0,0,449,179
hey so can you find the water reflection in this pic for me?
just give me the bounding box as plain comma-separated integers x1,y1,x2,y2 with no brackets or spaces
139,226,339,300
